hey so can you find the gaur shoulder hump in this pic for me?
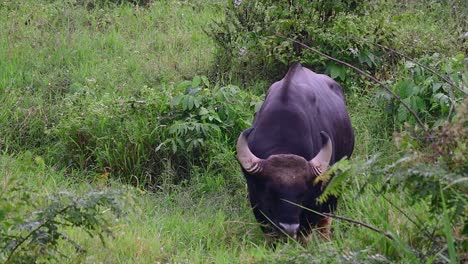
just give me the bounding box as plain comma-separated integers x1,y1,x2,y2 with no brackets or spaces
284,62,303,80
280,62,303,100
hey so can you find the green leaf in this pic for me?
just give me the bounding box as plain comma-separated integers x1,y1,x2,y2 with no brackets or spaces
187,140,194,151
315,159,351,204
192,76,201,88
358,51,376,67
172,95,183,107
193,97,201,109
201,76,210,87
410,96,425,112
176,80,192,91
453,53,465,62
171,139,177,153
187,96,194,110
397,105,408,122
432,83,443,93
327,64,346,81
176,138,184,148
394,80,417,98
433,93,450,109
199,107,209,115
182,97,189,110
376,88,392,100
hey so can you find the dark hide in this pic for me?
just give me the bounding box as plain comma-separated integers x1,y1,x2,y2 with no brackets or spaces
241,62,354,238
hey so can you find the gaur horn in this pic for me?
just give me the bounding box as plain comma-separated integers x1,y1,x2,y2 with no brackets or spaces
309,131,333,176
236,132,263,174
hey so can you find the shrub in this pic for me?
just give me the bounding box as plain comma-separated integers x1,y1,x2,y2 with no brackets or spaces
209,0,397,84
378,99,467,261
0,165,126,263
209,0,464,96
387,53,467,126
52,76,258,187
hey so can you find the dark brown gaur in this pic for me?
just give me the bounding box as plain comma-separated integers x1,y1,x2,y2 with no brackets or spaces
236,62,354,241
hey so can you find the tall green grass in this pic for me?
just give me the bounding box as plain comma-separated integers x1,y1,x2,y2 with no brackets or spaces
0,0,227,183
0,153,436,263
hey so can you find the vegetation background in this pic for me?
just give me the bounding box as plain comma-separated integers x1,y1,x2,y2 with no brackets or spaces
0,0,466,263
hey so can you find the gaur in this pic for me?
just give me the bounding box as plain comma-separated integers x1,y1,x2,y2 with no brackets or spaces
236,62,354,241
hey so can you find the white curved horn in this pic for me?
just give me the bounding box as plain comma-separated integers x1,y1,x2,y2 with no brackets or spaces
309,131,333,176
236,132,263,174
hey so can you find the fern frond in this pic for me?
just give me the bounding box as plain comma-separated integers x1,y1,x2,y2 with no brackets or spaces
315,159,352,204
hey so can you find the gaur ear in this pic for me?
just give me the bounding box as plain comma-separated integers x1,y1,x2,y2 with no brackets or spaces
236,130,264,175
309,131,333,176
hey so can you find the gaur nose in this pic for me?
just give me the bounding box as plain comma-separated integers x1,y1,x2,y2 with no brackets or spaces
279,223,300,238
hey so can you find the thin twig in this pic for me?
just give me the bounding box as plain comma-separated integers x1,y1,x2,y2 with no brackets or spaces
275,33,428,132
375,187,433,239
323,212,395,241
282,199,396,241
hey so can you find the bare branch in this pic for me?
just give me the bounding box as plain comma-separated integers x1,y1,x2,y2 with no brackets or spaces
376,188,433,239
323,212,395,240
282,199,395,241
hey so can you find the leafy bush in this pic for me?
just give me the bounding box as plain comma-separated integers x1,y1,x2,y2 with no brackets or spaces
318,99,466,261
209,0,397,84
209,0,465,97
378,99,467,261
52,76,258,186
0,168,126,263
388,53,467,126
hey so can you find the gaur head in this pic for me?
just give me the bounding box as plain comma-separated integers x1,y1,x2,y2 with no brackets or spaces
236,131,332,239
